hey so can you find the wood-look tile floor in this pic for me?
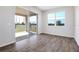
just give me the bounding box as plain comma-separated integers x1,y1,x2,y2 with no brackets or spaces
0,34,79,52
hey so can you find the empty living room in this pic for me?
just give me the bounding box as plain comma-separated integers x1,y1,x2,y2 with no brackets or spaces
0,6,79,52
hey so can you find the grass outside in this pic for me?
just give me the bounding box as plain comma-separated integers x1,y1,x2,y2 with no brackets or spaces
15,24,37,33
15,24,26,33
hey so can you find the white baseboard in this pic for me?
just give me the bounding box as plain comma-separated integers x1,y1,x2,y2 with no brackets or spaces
0,41,16,48
41,32,74,38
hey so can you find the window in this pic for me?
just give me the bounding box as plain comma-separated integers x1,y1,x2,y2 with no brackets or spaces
48,13,55,26
30,16,37,24
56,11,65,26
48,11,65,26
15,15,26,25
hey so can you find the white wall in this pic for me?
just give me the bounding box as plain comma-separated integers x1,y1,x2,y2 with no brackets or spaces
0,6,76,47
19,6,42,34
75,7,79,46
0,7,16,47
0,6,42,47
42,7,75,37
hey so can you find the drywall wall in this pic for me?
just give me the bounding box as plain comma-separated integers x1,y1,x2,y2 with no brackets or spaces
42,7,75,37
0,6,16,47
75,7,79,46
0,6,41,47
18,6,42,34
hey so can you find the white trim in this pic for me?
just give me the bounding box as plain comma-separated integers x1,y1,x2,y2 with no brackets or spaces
0,41,16,48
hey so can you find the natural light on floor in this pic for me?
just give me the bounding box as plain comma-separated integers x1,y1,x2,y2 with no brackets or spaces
15,31,29,37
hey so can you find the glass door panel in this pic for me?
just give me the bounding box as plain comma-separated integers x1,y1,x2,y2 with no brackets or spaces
29,15,38,34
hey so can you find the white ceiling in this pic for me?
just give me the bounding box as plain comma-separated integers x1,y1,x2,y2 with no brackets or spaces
37,6,60,11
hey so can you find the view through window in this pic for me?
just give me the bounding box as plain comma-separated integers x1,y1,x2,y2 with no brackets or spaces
30,16,37,32
15,15,26,33
48,11,65,26
48,13,55,26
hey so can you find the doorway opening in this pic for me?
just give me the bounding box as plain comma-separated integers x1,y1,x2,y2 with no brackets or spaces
15,14,29,37
15,7,38,42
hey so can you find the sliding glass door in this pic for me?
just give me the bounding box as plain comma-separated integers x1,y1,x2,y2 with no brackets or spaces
15,14,38,38
15,15,29,37
29,15,38,34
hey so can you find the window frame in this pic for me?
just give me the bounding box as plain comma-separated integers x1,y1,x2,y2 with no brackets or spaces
48,11,65,26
